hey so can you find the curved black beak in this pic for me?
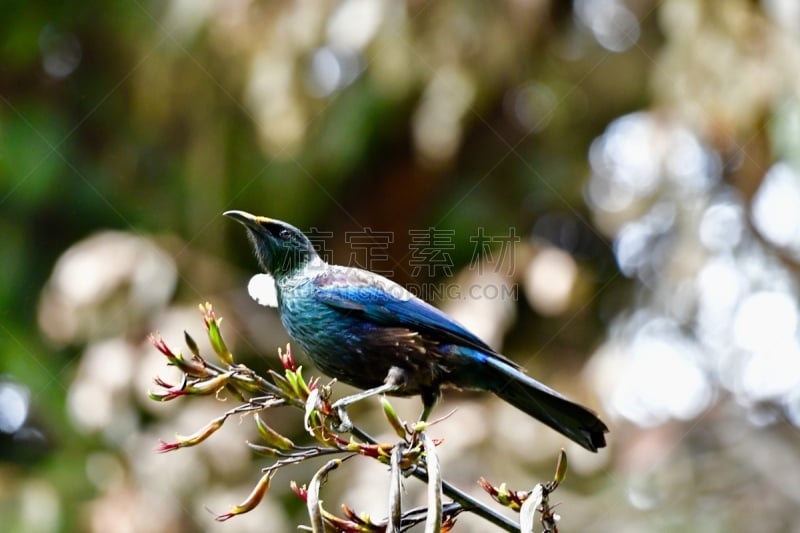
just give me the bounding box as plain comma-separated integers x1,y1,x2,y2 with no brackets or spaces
223,210,270,231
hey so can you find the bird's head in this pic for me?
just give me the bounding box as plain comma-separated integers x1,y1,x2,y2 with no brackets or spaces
224,211,319,278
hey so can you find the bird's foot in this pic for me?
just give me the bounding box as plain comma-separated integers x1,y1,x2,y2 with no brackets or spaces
328,381,402,433
332,403,354,433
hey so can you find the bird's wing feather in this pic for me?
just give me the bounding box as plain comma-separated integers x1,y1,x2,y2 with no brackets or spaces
313,268,522,369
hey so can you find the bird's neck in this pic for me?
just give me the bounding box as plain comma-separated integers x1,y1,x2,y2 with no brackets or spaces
272,255,326,286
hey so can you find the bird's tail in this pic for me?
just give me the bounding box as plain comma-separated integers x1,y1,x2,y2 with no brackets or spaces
467,355,608,452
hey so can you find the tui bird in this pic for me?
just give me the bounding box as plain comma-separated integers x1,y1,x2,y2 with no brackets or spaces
225,211,608,451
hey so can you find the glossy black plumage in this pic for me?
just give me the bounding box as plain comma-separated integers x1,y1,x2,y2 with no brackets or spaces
225,211,608,451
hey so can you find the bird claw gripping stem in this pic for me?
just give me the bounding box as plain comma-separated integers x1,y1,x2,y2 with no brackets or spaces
332,405,354,433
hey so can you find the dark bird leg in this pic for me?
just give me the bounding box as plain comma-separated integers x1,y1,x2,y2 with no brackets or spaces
331,367,407,431
419,388,440,423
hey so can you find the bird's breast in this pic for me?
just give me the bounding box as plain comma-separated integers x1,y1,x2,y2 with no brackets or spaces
276,284,446,394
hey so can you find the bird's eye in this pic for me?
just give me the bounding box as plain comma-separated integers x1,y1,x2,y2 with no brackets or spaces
279,229,291,239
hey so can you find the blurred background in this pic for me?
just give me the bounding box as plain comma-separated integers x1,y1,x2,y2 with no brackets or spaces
3,0,800,531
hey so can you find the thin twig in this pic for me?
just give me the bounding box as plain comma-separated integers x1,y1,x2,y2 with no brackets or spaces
307,459,342,533
388,444,403,533
422,432,442,533
400,502,463,531
348,425,519,532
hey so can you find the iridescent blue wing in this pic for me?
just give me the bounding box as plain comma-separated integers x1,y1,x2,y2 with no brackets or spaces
313,267,520,367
